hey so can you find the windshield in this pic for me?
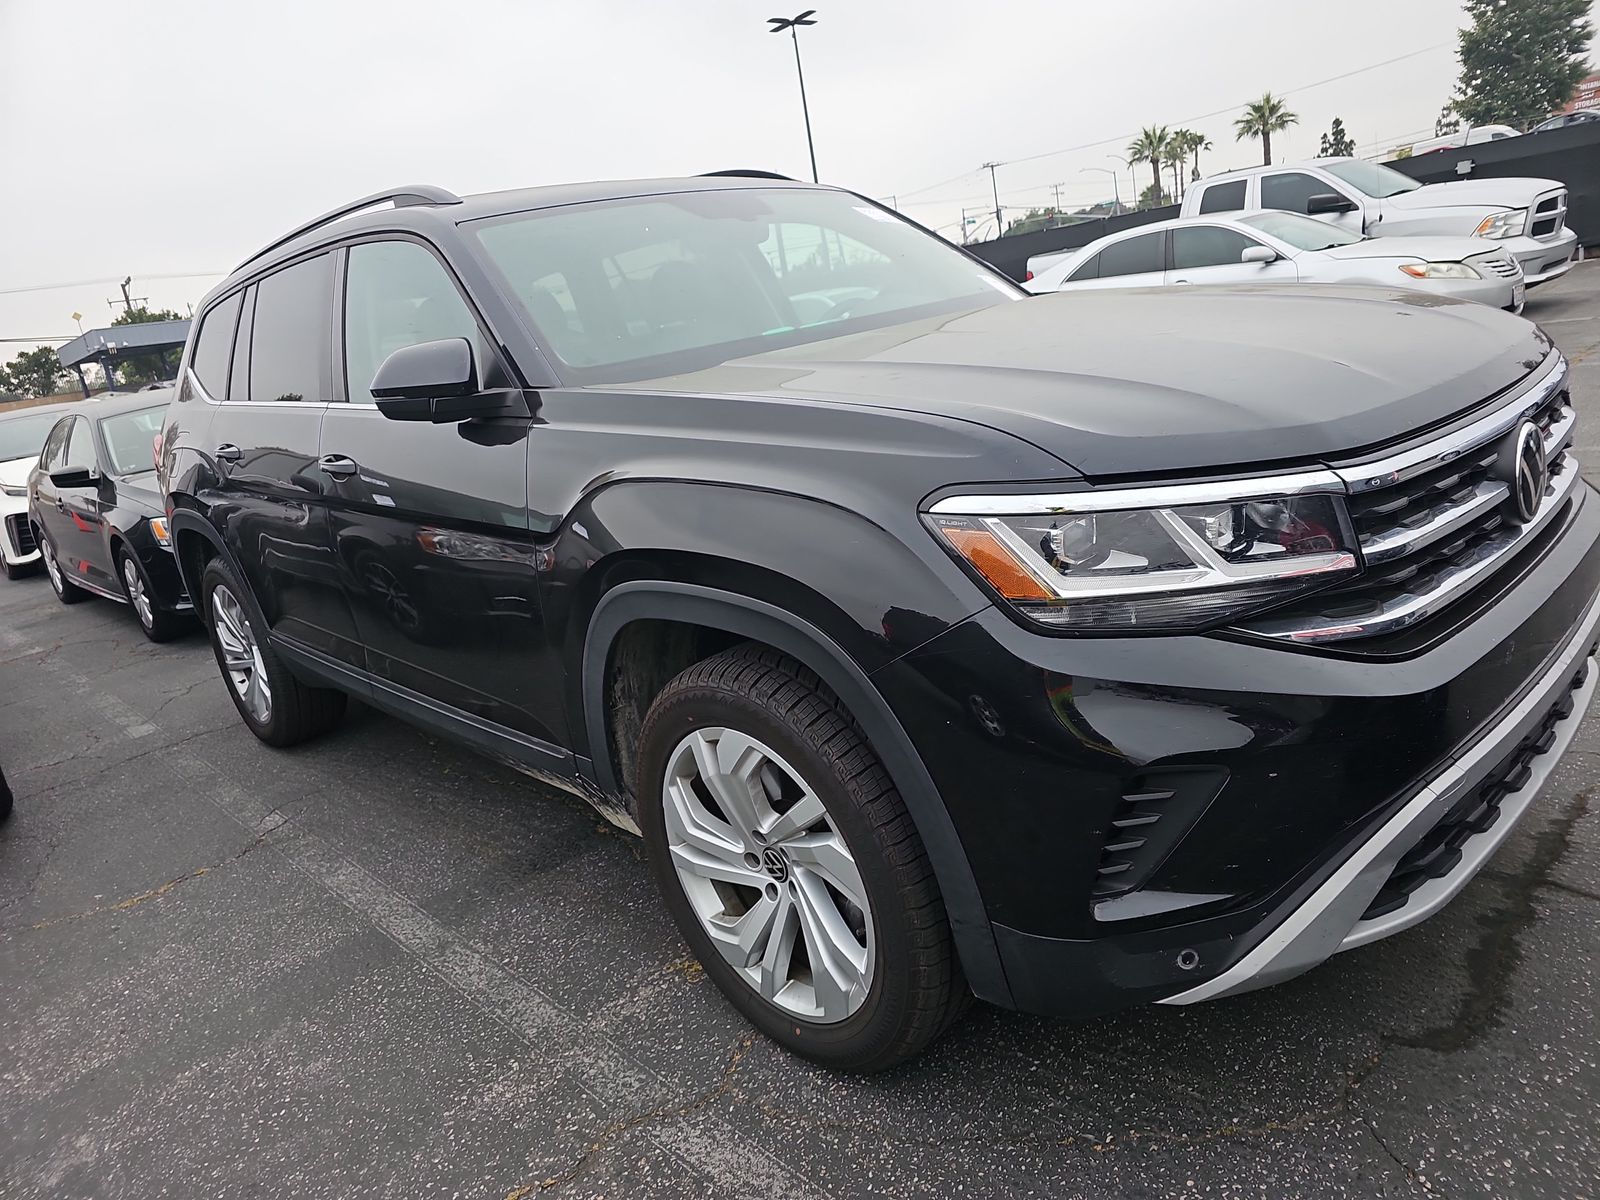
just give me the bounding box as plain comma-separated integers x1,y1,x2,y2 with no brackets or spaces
0,411,62,463
469,188,1019,383
1321,160,1422,199
1238,211,1365,251
98,405,166,476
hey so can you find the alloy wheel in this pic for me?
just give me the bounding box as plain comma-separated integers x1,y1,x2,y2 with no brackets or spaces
123,557,153,630
43,537,63,594
662,727,875,1023
211,583,271,724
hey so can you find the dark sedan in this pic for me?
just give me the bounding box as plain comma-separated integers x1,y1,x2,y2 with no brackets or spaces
28,391,192,641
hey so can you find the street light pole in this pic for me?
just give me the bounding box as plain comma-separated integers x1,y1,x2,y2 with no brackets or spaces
1107,154,1136,211
768,11,820,183
981,161,1004,236
1080,167,1120,214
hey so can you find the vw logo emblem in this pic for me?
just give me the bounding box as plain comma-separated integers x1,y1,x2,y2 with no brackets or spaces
1508,420,1548,524
761,847,790,882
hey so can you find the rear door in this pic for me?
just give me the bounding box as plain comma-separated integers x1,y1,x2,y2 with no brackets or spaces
1167,225,1298,286
320,237,547,740
203,255,363,663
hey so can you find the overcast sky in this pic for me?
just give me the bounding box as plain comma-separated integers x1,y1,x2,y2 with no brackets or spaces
1,0,1590,347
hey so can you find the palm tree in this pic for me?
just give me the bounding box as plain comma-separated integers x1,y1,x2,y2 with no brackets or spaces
1234,93,1298,165
1127,126,1171,209
1177,129,1213,181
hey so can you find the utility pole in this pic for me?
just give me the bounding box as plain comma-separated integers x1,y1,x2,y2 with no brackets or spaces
107,275,146,318
768,11,820,183
1050,182,1065,215
981,161,1004,237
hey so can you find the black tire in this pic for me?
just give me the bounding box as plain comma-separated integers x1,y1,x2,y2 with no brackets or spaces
39,531,88,604
117,548,189,643
637,644,968,1072
0,763,12,822
199,556,347,747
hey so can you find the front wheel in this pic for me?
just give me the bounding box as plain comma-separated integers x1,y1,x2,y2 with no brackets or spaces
637,645,968,1072
119,549,187,643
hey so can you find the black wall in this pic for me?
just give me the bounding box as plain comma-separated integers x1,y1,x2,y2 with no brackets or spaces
965,121,1600,282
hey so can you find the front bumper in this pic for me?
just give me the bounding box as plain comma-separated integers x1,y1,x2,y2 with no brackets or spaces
1407,272,1521,312
1507,229,1578,286
1,508,41,568
877,480,1600,1017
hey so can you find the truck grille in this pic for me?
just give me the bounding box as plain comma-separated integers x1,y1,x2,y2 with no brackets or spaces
1240,361,1577,644
1530,189,1567,240
4,513,36,558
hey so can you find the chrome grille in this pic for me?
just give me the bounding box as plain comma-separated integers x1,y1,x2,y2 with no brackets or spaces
1530,189,1567,240
1241,360,1577,644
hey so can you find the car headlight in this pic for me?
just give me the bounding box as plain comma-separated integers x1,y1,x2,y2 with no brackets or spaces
0,483,25,498
147,516,172,546
1399,261,1481,280
926,477,1359,633
1474,209,1527,239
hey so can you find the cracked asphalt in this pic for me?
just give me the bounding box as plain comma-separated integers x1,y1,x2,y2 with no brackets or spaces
4,263,1600,1200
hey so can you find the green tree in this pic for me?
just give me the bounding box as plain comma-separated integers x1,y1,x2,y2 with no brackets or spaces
1318,117,1357,157
1234,92,1298,165
1127,126,1172,210
108,304,185,387
2,346,69,398
1174,129,1212,182
1452,0,1593,129
1137,181,1171,210
1435,102,1461,137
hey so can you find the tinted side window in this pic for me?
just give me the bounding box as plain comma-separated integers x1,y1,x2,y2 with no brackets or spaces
229,287,256,403
40,419,72,471
1171,227,1259,270
249,255,333,404
62,417,96,471
343,241,480,404
1097,233,1163,279
1067,252,1100,281
1261,172,1340,215
1197,179,1247,214
189,291,242,400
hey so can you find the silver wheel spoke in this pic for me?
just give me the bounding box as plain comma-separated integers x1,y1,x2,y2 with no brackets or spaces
763,791,826,844
782,833,868,912
211,585,271,723
687,730,767,845
664,778,744,863
669,841,768,891
791,871,869,1021
757,892,800,998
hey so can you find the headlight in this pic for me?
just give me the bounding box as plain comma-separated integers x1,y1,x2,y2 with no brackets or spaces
0,483,25,498
926,478,1358,633
1473,209,1527,239
1399,262,1481,280
147,516,171,546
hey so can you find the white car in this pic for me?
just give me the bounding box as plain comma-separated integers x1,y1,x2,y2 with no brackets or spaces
1180,157,1578,287
1025,211,1526,311
0,402,79,579
1405,124,1522,155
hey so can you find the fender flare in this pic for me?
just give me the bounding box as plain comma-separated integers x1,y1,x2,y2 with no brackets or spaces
167,508,270,632
582,580,1012,1007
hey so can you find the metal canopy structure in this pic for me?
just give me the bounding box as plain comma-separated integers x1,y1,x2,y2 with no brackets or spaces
55,318,191,396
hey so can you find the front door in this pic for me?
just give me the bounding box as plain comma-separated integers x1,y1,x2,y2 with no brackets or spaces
321,238,550,741
1166,225,1299,286
54,416,115,593
1259,171,1365,237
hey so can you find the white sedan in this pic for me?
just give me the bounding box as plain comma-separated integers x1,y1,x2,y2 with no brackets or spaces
0,402,78,579
1025,211,1525,312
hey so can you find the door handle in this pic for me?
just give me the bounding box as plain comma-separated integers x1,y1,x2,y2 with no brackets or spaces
54,496,65,512
1172,279,1191,285
215,443,242,464
319,454,359,478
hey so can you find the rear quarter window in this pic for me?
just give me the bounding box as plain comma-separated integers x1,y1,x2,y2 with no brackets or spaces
189,291,243,400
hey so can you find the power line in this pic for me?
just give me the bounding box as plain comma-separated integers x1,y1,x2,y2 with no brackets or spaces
0,271,224,298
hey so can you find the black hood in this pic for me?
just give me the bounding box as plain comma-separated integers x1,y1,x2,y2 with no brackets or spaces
622,285,1552,479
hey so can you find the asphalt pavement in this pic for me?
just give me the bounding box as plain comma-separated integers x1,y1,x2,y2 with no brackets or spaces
4,265,1600,1200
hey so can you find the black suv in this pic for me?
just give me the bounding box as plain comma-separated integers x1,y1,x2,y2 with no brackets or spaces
160,176,1597,1070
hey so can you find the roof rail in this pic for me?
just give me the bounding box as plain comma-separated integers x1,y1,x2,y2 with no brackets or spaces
235,184,463,272
698,169,797,181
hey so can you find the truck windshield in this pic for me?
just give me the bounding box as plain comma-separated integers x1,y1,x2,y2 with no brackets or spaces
468,187,1020,384
1238,211,1364,251
1320,160,1422,199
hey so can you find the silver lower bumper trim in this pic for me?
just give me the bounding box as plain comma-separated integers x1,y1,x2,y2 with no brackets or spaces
1161,584,1600,1005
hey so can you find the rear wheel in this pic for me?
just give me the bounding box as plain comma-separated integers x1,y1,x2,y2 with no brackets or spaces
637,644,967,1072
199,557,346,747
40,531,87,604
118,549,188,643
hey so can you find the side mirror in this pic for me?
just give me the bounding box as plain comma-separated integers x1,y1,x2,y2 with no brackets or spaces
1306,192,1358,215
1240,246,1279,265
370,338,528,424
50,466,99,489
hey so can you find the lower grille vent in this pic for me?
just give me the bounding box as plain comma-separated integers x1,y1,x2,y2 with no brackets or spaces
1093,767,1228,899
5,514,36,557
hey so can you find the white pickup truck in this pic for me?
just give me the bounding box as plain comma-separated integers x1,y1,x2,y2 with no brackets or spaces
1180,156,1579,287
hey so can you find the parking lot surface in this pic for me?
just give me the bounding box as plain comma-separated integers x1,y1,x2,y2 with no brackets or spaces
4,265,1600,1200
